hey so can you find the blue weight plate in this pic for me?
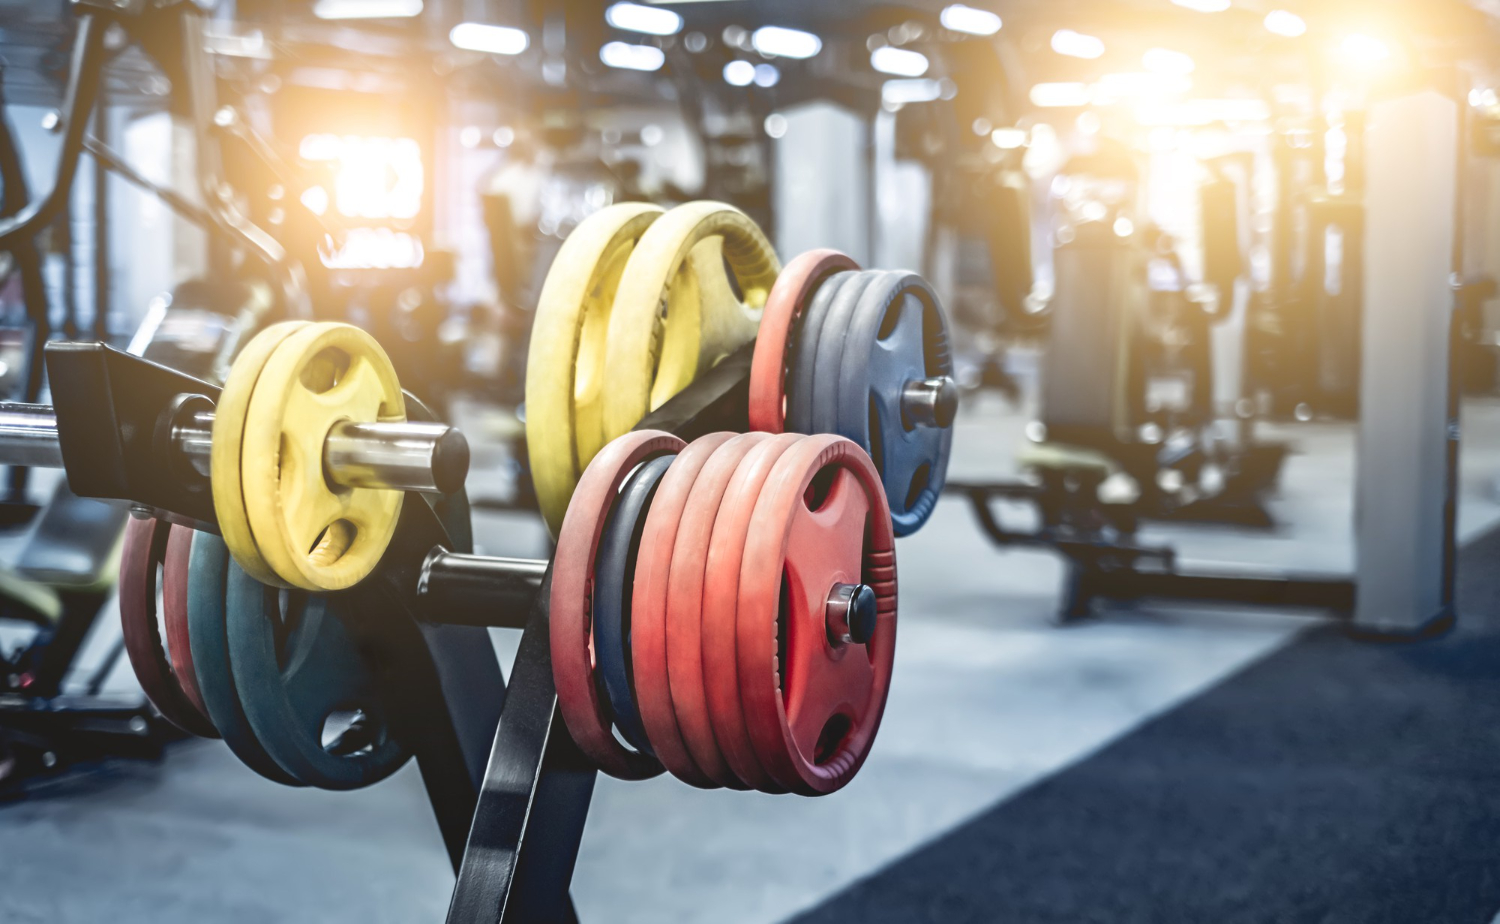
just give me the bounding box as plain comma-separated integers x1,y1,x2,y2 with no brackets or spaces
594,453,676,754
830,272,954,536
185,531,304,786
808,270,890,436
225,476,474,791
786,270,864,435
226,567,411,790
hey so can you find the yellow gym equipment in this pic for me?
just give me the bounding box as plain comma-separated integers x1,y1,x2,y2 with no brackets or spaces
525,203,665,535
213,322,406,591
601,201,779,444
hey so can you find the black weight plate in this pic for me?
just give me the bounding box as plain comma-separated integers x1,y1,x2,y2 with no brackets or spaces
185,531,304,786
594,453,676,753
786,270,863,434
226,568,410,790
833,272,954,536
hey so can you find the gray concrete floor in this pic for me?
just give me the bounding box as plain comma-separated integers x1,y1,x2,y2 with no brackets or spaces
5,390,1500,924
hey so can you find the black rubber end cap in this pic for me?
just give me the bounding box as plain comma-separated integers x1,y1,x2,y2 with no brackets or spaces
848,584,879,646
431,428,471,496
932,376,960,429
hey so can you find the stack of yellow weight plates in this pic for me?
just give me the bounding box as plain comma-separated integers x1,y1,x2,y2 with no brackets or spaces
525,201,780,535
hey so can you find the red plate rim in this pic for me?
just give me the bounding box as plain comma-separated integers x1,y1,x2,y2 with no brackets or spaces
551,428,684,780
748,249,860,433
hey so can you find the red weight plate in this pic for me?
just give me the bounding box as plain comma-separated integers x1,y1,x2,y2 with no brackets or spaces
630,431,736,788
664,431,773,790
737,435,897,795
552,429,685,779
701,432,804,793
119,517,218,737
748,249,860,433
162,523,215,726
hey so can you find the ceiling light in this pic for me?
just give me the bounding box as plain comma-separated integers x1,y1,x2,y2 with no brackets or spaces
1030,82,1092,107
449,22,529,55
940,4,1002,36
605,3,683,36
1143,48,1194,76
600,41,666,71
753,63,780,87
871,46,929,77
1263,10,1306,37
1051,30,1104,59
752,26,822,59
1338,33,1389,65
723,60,755,86
313,0,422,19
991,127,1027,149
882,79,943,104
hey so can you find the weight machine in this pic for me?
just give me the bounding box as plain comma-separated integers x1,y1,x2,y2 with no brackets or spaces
950,85,1466,635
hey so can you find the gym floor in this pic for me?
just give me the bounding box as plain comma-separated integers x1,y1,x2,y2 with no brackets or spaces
4,389,1500,924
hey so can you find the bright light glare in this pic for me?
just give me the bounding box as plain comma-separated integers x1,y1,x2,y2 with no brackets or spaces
1263,10,1307,37
1143,48,1194,76
882,79,943,104
321,228,424,270
991,127,1028,149
1135,98,1271,125
871,46,929,77
1095,71,1191,102
300,186,329,216
1051,30,1104,59
1171,0,1231,11
723,60,755,86
1339,34,1390,65
300,134,423,221
449,22,529,55
752,26,822,59
605,2,682,36
313,0,422,19
1030,82,1092,107
940,4,1001,36
753,63,780,87
600,41,665,71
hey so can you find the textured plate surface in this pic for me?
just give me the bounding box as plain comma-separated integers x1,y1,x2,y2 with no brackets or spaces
737,435,897,794
630,432,735,788
700,433,802,793
663,431,775,790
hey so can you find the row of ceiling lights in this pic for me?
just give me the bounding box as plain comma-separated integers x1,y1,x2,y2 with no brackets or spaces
317,1,999,78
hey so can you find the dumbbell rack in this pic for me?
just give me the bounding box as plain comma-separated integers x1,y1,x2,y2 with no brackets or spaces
9,339,757,923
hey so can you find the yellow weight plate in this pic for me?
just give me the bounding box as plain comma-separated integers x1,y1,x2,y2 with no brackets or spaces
601,201,779,442
211,320,312,587
241,323,406,591
526,202,665,536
